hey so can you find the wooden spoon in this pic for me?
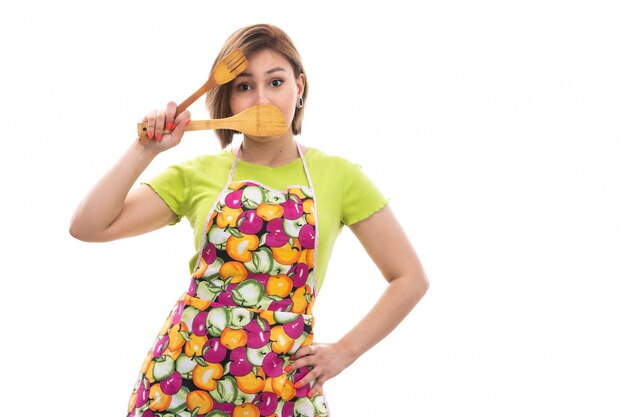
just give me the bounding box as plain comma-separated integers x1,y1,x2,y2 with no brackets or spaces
175,49,248,116
137,104,288,139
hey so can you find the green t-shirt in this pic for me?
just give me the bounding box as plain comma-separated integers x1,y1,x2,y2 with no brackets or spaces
142,147,388,293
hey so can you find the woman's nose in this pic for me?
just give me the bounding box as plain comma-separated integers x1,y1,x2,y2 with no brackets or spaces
254,87,270,105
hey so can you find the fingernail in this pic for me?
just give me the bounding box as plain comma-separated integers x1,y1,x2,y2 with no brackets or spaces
294,382,302,388
285,365,292,372
147,130,154,139
166,122,175,130
156,133,162,141
290,355,295,360
307,391,314,398
185,119,191,125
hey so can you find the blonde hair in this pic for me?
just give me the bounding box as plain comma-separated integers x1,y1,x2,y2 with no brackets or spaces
205,24,308,148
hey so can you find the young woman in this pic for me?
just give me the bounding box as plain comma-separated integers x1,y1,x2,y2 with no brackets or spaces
70,23,429,417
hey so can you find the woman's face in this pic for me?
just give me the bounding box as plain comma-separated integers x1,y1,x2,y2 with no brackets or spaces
229,48,305,139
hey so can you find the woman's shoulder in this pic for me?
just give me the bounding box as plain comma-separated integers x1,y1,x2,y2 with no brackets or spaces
305,147,367,180
305,146,357,168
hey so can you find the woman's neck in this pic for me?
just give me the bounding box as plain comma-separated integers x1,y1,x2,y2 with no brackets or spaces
236,135,302,167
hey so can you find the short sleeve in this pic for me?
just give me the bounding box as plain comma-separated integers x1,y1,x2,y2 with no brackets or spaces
140,163,191,226
341,161,389,226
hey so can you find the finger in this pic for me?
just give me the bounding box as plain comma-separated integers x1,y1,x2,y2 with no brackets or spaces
165,101,177,131
174,109,191,125
308,382,324,398
155,110,166,141
292,345,316,361
289,355,315,371
295,365,320,388
145,110,156,140
172,111,191,137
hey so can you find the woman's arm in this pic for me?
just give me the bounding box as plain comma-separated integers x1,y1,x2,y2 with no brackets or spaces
69,102,190,242
289,205,429,396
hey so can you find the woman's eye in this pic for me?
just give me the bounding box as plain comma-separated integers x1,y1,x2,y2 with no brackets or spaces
270,79,283,87
237,83,251,91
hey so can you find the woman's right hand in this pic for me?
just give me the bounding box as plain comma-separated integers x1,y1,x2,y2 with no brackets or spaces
139,101,191,151
70,100,190,242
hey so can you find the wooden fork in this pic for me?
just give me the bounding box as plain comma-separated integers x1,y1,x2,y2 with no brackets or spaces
175,49,248,116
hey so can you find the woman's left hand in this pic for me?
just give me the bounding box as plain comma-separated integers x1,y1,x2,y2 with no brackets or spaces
289,342,353,397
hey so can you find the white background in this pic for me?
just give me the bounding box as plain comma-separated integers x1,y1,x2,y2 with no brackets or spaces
1,1,625,416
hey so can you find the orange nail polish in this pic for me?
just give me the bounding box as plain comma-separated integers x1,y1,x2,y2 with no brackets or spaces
294,382,302,388
307,391,314,398
147,130,154,139
285,365,292,372
166,122,175,130
156,133,162,141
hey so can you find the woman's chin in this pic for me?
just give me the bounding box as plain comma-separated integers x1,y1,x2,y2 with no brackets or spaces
242,132,292,143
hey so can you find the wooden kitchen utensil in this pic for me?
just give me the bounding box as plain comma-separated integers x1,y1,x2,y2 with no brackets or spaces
175,49,248,116
137,104,287,139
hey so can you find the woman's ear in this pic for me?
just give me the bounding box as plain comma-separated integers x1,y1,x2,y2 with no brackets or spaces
297,73,306,97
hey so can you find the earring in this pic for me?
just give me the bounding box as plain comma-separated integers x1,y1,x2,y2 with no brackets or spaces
297,96,304,108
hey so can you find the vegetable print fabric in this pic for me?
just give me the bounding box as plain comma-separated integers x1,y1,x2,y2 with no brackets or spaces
127,154,330,417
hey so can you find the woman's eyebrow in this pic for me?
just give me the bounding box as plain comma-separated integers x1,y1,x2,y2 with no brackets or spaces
237,67,287,77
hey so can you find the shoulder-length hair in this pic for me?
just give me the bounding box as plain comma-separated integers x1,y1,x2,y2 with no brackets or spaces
205,24,308,148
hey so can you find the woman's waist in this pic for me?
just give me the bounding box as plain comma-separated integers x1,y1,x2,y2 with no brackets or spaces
186,275,316,316
168,293,315,337
153,293,316,366
180,293,314,319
